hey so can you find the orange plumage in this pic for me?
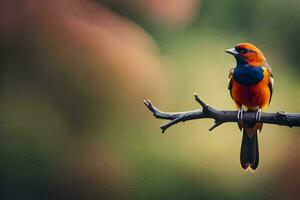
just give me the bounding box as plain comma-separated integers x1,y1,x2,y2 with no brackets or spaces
231,67,271,111
226,43,274,171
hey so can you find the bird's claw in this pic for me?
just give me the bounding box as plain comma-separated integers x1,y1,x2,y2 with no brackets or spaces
255,109,262,122
237,108,244,123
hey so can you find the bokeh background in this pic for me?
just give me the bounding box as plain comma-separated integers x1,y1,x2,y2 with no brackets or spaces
1,0,300,199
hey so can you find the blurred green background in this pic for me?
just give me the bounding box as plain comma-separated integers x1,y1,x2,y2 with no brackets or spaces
1,0,300,199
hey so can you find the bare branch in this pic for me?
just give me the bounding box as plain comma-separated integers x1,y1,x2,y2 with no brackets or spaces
208,121,223,131
143,94,300,133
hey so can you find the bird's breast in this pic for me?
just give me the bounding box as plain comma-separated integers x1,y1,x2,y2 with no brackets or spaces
233,65,264,86
231,67,271,110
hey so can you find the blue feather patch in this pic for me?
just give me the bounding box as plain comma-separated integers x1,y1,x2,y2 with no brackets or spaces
233,65,264,86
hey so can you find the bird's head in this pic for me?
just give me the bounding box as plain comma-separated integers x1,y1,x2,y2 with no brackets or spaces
225,43,266,67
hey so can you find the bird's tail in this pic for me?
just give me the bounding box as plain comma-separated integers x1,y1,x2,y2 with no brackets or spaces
240,123,261,171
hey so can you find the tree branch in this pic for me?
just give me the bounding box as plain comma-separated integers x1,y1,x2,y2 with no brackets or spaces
143,93,300,133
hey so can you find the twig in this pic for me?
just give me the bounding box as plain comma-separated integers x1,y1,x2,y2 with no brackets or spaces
143,94,300,133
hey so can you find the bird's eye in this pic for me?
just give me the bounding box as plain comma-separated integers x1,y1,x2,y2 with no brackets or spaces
243,48,249,53
235,47,251,54
240,48,249,54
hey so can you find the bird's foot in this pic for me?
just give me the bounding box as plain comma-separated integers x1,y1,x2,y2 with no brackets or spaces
237,108,244,124
255,109,262,122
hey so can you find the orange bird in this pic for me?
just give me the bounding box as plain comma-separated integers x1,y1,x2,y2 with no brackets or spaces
226,43,274,171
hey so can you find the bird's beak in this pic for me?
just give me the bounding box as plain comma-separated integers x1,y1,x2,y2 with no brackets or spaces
225,48,239,56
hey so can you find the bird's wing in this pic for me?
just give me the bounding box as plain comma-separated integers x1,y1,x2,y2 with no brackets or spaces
265,62,274,104
228,68,234,98
268,74,274,104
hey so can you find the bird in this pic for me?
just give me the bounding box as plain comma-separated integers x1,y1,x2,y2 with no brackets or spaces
226,43,274,171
